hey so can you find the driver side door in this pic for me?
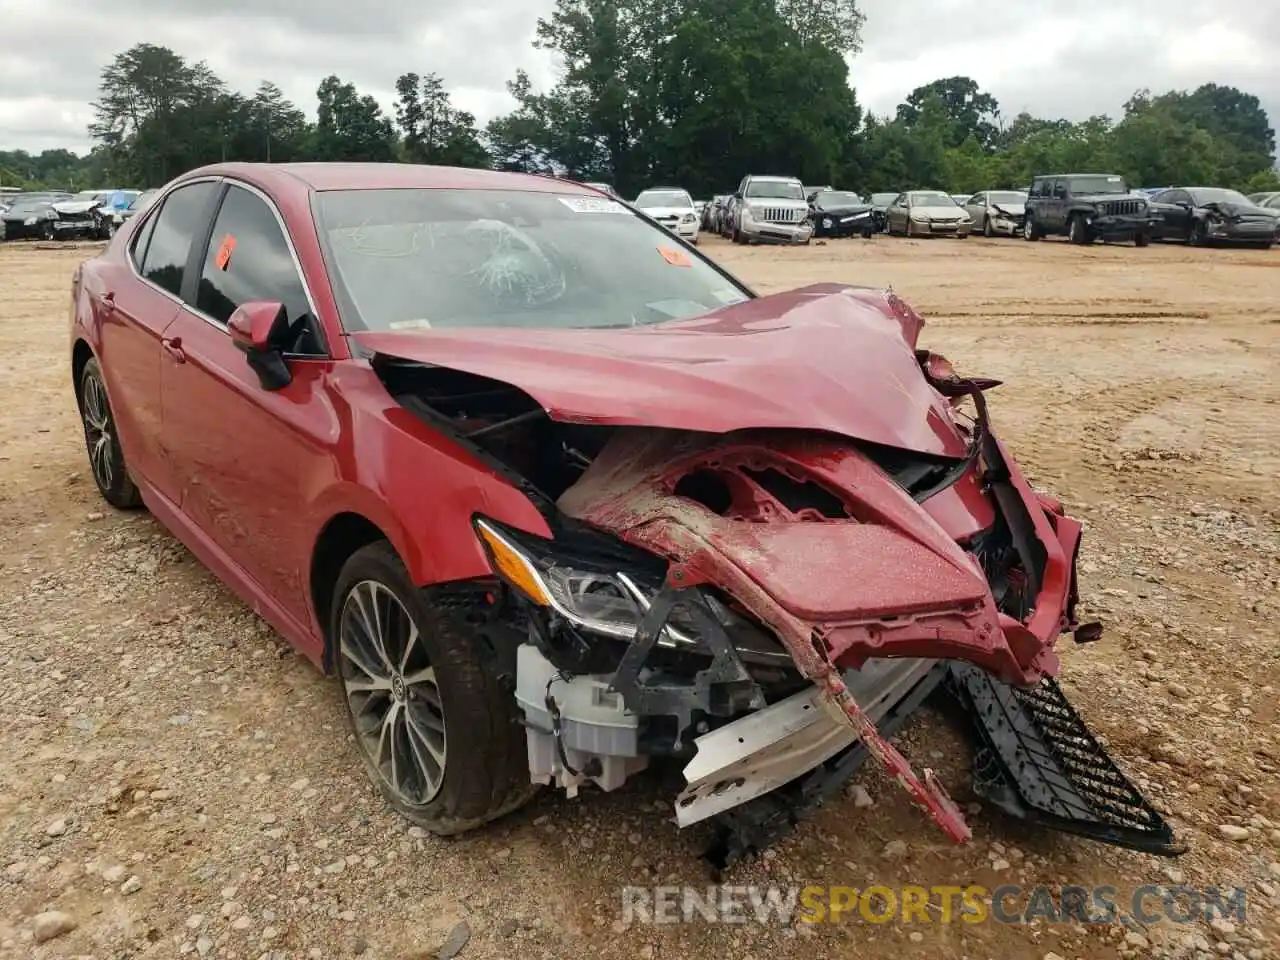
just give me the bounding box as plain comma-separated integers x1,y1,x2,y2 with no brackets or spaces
160,180,335,637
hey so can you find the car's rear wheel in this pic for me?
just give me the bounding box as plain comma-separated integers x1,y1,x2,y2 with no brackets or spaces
78,357,142,509
333,543,536,835
1134,232,1150,247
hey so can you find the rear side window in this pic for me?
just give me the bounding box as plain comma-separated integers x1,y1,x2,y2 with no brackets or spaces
195,185,312,332
129,210,158,270
139,182,218,297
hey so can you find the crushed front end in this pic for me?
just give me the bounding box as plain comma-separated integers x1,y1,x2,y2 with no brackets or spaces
375,284,1179,862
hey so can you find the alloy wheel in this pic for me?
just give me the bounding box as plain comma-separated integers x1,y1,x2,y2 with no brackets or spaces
339,580,447,805
81,370,114,492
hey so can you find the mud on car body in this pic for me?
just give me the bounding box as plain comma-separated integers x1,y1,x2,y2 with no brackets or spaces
69,163,1179,866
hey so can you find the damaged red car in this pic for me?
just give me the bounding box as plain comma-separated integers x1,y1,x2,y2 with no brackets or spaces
70,163,1178,864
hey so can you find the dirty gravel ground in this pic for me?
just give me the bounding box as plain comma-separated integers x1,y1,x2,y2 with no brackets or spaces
1,234,1277,960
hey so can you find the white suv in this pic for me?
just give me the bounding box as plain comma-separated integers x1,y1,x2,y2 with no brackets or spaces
729,175,813,245
634,187,700,244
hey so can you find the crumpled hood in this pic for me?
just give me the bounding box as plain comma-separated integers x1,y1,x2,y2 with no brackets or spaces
352,283,969,457
52,199,104,215
990,201,1026,216
1203,200,1278,219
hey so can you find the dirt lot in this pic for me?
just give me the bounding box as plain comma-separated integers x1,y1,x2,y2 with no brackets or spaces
1,233,1277,960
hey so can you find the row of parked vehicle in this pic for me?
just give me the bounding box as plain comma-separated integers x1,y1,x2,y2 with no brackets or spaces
606,174,1280,250
0,187,159,241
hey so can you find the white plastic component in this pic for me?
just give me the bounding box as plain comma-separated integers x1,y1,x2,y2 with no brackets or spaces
515,644,648,797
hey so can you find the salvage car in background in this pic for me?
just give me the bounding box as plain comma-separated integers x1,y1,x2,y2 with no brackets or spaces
1147,187,1278,248
728,174,813,245
49,189,123,239
963,190,1027,237
701,195,729,233
1022,173,1155,246
884,191,973,238
69,162,1178,868
634,187,700,244
121,189,160,222
868,192,899,233
0,191,73,240
808,189,875,238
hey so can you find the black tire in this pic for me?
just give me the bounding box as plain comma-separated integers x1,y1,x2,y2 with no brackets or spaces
905,219,914,238
40,221,54,241
1134,233,1150,248
332,542,537,835
78,357,143,509
983,216,994,238
1022,216,1042,241
1068,214,1092,245
1188,221,1207,246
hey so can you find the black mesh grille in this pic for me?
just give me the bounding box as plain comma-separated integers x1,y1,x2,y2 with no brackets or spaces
949,662,1182,855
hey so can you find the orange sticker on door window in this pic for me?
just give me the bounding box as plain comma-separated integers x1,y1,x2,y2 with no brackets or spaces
657,246,691,267
214,233,237,270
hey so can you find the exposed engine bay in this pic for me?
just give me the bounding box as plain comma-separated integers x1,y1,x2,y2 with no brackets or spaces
361,284,1181,865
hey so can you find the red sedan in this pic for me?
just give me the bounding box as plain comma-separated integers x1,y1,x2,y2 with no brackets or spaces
69,163,1176,861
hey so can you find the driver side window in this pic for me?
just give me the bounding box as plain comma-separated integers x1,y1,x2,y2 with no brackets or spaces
195,184,324,355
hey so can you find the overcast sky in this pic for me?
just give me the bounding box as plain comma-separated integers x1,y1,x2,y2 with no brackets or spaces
0,0,1276,155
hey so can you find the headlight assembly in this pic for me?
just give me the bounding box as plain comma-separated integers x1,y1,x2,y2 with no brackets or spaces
475,518,697,647
472,518,791,667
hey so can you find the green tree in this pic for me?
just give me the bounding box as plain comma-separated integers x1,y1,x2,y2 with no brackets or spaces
312,75,396,162
393,72,488,167
898,76,1000,149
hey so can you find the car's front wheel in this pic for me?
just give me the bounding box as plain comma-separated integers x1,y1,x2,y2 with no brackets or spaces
983,216,995,237
1023,216,1042,241
1068,215,1092,244
333,543,536,835
78,356,142,509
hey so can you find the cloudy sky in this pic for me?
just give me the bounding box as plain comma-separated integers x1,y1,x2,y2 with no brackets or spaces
0,0,1276,154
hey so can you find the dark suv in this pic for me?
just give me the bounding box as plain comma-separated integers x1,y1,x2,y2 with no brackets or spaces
1023,174,1156,246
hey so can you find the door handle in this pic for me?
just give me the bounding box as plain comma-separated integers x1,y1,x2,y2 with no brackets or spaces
98,291,116,313
162,337,186,363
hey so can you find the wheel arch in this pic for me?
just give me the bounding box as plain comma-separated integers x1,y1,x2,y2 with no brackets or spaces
71,338,94,406
310,511,395,673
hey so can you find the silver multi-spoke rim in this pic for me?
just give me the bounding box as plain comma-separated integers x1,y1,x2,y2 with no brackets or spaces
340,581,447,804
81,373,113,491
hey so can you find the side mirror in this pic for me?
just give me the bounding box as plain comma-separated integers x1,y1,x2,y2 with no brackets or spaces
228,300,293,391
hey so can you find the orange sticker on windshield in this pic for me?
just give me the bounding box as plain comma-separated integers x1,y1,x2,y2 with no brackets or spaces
657,246,691,267
214,233,237,270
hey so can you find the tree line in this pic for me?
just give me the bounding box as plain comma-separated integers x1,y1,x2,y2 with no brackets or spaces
3,0,1276,198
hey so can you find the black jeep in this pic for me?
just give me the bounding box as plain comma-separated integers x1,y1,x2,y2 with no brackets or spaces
1023,174,1156,246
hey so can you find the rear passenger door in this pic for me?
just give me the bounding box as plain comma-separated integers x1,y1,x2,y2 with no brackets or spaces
160,181,331,633
99,179,220,504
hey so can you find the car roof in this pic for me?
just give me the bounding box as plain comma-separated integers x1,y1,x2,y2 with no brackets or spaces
177,162,601,197
1033,173,1124,179
747,175,801,182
